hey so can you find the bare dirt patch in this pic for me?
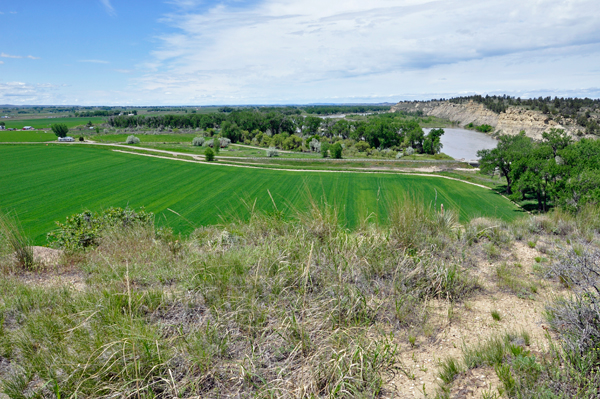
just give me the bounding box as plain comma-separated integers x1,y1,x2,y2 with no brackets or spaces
388,241,567,398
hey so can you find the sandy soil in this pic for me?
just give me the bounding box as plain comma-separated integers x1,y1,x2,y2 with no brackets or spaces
387,242,566,398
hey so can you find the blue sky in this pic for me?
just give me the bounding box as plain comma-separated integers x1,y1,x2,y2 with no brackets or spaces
1,0,600,105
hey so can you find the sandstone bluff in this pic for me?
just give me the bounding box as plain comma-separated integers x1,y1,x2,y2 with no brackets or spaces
392,100,585,139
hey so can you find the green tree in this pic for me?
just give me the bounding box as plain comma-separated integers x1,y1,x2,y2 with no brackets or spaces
213,138,220,154
221,121,243,143
477,131,532,194
51,123,69,138
321,142,330,158
205,147,215,162
331,142,343,159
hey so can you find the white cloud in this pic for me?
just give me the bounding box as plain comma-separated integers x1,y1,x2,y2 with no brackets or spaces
130,0,600,104
115,69,135,73
0,61,4,64
79,59,110,64
99,0,116,17
1,52,40,59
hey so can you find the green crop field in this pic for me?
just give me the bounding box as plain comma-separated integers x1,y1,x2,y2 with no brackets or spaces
2,117,106,130
0,131,57,142
0,145,523,244
93,133,199,143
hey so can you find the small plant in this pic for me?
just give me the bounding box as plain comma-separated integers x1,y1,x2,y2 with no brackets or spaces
408,335,416,347
78,135,84,142
205,147,215,161
0,211,34,269
438,357,462,384
125,135,140,144
527,240,536,248
491,310,502,321
192,136,205,146
266,147,279,157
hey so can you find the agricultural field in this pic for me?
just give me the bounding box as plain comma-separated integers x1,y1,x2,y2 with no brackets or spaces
2,116,106,130
0,131,56,142
0,145,522,244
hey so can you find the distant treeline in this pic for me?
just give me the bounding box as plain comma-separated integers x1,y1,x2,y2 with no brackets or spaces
303,105,391,115
107,109,438,153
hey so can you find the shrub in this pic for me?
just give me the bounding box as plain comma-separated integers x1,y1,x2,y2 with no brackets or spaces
355,141,370,152
405,146,415,156
306,138,319,153
78,136,84,142
125,135,140,144
219,137,231,148
205,147,215,161
396,152,403,159
266,147,279,157
331,142,343,159
47,207,153,251
321,142,330,158
192,136,205,146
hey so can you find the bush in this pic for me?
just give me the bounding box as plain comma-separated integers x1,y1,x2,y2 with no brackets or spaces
309,138,321,153
192,136,205,146
219,137,231,148
205,147,215,161
405,146,415,156
47,207,153,251
321,142,330,158
355,141,370,152
266,147,279,157
125,135,140,144
396,152,403,159
331,142,343,159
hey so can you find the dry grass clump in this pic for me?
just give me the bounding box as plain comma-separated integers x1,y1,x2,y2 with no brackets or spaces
0,199,484,398
0,211,34,272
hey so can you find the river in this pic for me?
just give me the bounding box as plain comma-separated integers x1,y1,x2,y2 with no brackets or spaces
424,128,498,160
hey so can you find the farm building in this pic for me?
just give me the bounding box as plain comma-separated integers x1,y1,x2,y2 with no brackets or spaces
23,126,34,130
58,136,75,142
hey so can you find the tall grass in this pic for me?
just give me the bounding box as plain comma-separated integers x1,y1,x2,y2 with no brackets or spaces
0,211,33,270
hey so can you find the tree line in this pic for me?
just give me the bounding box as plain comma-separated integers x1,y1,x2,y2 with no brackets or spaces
107,109,443,154
478,129,600,212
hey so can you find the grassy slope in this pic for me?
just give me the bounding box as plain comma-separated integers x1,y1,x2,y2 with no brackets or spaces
2,117,106,129
0,145,522,243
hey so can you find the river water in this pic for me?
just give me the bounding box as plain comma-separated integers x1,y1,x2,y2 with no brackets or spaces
424,128,498,160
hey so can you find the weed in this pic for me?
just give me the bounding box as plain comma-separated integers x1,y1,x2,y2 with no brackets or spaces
491,310,502,321
437,357,462,384
0,211,34,270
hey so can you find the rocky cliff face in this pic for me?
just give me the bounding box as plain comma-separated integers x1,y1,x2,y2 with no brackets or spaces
393,101,581,139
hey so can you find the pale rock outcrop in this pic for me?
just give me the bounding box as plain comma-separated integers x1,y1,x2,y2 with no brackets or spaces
392,101,582,139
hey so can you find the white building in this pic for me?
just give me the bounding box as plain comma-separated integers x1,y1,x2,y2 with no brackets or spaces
58,136,75,142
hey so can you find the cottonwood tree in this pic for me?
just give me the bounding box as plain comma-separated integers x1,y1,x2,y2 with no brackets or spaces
51,123,69,138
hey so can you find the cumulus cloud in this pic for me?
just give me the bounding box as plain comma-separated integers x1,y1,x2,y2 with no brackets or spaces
132,0,600,104
100,0,116,17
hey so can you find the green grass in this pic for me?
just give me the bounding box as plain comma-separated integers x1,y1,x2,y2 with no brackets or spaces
0,145,523,244
0,131,56,142
2,117,106,130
